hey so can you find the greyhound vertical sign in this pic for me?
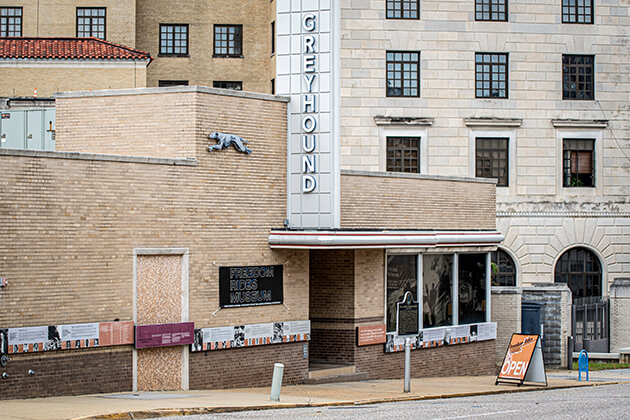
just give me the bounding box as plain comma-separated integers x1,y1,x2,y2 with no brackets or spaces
276,0,340,229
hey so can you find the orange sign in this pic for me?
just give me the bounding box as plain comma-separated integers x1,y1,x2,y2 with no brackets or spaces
99,321,134,346
498,334,538,380
357,324,386,346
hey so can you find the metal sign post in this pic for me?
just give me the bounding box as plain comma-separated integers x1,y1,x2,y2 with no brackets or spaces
404,337,411,392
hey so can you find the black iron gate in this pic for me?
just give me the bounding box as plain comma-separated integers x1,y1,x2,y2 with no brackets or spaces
572,296,609,353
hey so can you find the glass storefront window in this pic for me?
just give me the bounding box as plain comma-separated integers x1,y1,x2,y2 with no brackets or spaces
386,255,417,333
386,252,489,334
423,254,453,328
458,253,487,324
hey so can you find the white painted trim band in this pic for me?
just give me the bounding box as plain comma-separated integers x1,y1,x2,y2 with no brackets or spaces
269,230,504,249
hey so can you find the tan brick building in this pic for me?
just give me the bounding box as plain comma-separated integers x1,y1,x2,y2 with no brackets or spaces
0,86,503,398
0,0,275,98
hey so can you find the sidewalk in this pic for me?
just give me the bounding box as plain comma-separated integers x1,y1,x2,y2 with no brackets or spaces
0,369,627,420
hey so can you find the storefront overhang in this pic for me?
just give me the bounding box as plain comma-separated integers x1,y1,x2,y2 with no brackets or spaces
269,229,504,249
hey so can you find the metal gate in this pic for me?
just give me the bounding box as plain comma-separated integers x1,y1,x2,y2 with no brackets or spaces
572,297,609,353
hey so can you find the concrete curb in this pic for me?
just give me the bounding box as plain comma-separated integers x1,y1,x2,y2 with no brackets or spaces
70,381,619,420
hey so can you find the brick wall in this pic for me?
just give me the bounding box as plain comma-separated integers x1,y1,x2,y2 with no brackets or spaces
0,66,148,98
355,340,496,379
1,89,298,331
17,0,137,47
0,348,132,399
340,171,496,230
354,250,385,320
491,287,522,368
135,0,274,92
0,89,304,396
189,342,308,389
55,87,288,160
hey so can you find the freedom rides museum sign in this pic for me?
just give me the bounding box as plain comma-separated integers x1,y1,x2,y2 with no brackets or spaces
219,265,283,308
276,0,340,229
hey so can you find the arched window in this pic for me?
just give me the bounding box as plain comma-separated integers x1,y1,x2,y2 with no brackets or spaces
491,249,516,287
555,247,602,299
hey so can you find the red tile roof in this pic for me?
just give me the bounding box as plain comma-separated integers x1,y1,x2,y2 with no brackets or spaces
0,37,152,61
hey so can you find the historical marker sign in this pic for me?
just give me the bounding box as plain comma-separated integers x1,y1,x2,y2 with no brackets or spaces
397,292,419,336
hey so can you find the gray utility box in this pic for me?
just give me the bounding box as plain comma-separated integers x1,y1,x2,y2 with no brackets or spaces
0,108,56,151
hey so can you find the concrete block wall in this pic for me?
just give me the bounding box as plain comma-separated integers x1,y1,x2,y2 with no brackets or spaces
522,284,572,367
610,278,630,353
340,171,496,230
491,286,522,368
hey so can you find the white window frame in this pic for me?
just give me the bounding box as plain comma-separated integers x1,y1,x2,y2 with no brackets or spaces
555,128,603,197
379,126,429,175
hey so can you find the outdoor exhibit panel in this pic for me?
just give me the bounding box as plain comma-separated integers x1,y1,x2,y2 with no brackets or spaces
0,87,312,398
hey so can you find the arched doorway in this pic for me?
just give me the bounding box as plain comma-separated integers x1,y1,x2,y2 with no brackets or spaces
555,247,608,353
554,247,602,299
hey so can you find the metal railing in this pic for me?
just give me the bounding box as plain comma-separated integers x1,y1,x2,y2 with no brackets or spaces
572,297,609,353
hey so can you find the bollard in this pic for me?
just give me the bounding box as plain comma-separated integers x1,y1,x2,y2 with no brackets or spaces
567,336,574,370
404,337,411,393
270,363,285,401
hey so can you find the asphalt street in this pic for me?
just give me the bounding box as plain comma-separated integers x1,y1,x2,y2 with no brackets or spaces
153,382,630,420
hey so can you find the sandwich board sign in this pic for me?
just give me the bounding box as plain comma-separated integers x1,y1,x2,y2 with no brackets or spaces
496,333,547,386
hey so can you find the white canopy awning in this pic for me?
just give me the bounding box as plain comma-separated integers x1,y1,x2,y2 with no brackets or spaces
269,229,504,249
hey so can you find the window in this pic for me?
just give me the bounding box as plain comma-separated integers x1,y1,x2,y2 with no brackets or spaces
386,255,418,332
159,24,188,56
563,139,594,187
423,254,453,328
0,7,21,37
562,55,594,100
214,25,242,57
475,137,508,186
386,253,489,334
555,247,601,299
458,254,487,325
386,0,419,19
158,80,189,87
562,0,593,23
386,51,420,97
491,249,516,286
475,0,507,21
76,7,106,39
387,137,420,173
475,53,508,98
213,81,242,90
270,21,275,54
